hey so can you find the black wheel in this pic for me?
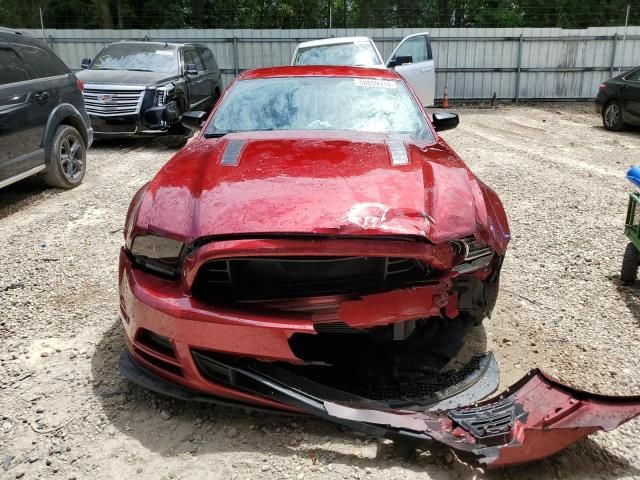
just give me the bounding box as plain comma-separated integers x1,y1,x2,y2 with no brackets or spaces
621,242,639,283
41,125,86,188
603,100,625,131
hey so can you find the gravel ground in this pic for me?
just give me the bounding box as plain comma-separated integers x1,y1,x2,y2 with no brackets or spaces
1,103,639,480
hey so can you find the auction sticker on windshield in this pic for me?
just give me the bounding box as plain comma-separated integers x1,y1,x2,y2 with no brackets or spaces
353,78,397,89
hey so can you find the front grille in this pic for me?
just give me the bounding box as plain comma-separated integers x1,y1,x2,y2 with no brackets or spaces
192,256,430,303
631,194,640,227
83,85,145,116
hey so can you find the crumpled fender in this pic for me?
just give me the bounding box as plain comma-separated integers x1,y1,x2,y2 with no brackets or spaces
324,370,640,468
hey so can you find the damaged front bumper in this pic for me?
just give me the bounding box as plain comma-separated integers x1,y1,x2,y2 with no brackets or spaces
119,350,640,469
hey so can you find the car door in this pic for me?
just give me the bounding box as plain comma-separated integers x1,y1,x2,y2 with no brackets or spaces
386,33,435,107
0,44,45,182
182,48,208,110
197,47,221,110
620,69,640,123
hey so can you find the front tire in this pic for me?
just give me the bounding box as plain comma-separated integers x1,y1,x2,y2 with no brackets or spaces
621,242,639,283
41,125,86,189
603,100,625,131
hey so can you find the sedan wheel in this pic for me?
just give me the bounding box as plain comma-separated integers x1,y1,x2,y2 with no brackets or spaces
603,101,625,131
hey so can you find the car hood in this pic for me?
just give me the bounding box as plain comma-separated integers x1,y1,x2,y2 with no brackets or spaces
75,69,178,87
135,131,509,252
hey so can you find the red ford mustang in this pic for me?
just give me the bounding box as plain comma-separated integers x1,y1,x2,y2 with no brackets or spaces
119,66,640,467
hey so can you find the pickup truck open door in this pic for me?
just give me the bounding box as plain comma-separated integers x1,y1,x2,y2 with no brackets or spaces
387,32,435,108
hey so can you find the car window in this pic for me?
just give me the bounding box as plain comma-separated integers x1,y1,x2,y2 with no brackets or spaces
294,42,382,67
18,45,67,79
392,36,429,63
208,76,432,140
198,48,217,72
183,49,205,71
0,48,30,85
91,43,178,73
625,69,640,82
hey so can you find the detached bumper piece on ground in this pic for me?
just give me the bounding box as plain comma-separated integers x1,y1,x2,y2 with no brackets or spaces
119,350,640,469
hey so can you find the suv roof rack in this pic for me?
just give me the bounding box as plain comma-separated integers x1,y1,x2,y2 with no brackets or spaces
113,39,206,48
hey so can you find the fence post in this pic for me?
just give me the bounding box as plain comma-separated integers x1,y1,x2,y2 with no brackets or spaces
610,33,618,78
232,36,239,75
514,33,523,103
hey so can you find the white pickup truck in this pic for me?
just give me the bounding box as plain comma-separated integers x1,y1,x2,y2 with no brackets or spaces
291,34,435,107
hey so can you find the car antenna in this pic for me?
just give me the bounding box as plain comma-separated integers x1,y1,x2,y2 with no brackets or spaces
164,41,168,47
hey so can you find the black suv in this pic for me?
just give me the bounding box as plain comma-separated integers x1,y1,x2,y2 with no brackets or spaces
0,28,92,190
76,41,222,143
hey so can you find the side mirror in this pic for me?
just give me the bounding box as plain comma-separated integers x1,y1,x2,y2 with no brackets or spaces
185,63,198,76
182,110,207,131
388,55,413,68
80,58,92,69
432,112,459,132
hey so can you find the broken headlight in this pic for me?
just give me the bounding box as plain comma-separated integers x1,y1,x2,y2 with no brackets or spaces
451,236,494,274
154,83,175,107
130,235,183,277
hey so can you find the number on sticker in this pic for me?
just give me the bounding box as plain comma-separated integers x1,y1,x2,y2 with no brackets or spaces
353,78,397,89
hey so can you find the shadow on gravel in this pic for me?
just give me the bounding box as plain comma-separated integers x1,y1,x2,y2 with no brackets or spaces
608,274,640,325
0,137,178,220
91,318,639,479
0,177,64,221
590,124,640,136
91,135,189,152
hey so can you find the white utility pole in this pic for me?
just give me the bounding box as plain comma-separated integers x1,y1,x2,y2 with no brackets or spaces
39,7,45,42
619,4,630,73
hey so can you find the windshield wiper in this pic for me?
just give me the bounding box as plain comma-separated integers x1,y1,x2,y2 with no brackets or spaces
125,68,154,72
203,130,232,138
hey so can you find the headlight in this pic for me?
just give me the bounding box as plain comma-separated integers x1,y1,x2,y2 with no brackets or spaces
130,235,183,277
451,236,494,274
154,83,175,107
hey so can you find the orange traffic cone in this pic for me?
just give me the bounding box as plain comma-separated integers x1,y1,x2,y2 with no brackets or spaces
442,85,449,108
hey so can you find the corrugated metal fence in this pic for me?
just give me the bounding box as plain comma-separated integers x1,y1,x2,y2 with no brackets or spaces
24,26,640,101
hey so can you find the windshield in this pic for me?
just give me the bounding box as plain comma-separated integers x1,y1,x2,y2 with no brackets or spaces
90,44,178,73
207,76,431,140
294,42,382,67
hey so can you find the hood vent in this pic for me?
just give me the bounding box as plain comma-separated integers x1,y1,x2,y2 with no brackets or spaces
221,139,246,166
386,138,409,166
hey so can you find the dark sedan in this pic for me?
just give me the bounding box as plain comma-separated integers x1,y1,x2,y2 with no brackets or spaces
596,67,640,131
